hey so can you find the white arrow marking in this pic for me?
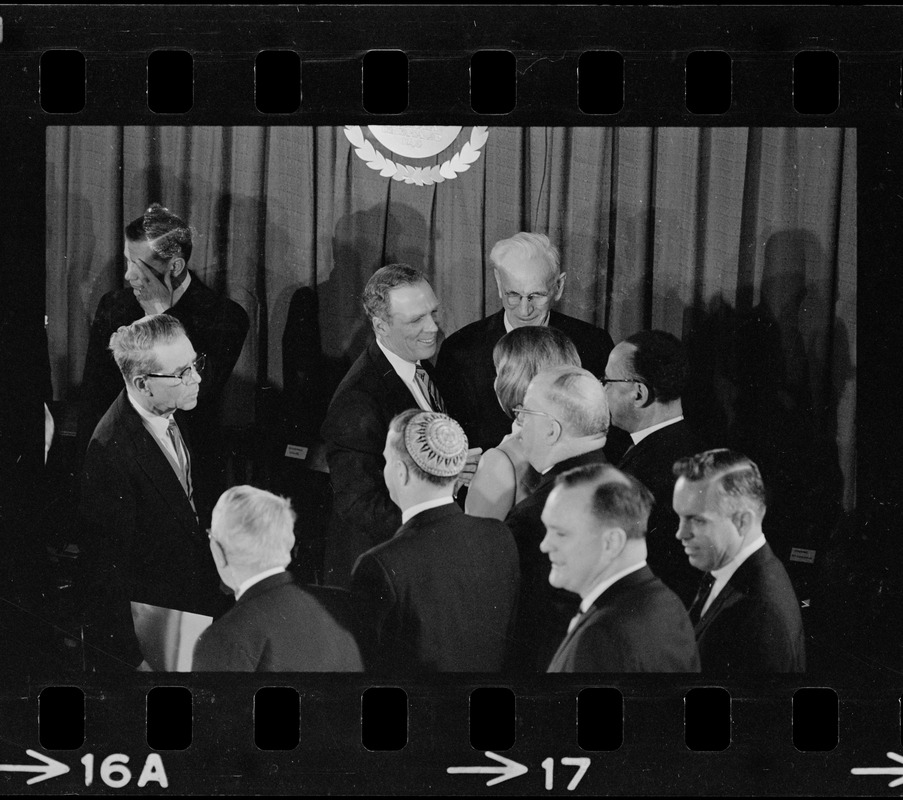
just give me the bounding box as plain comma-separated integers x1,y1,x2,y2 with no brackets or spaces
447,751,529,787
852,751,903,788
0,749,70,785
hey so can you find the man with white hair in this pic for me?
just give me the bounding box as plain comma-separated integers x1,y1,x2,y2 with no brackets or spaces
672,449,805,672
351,410,519,673
193,485,363,672
504,365,612,671
542,464,699,672
435,232,620,454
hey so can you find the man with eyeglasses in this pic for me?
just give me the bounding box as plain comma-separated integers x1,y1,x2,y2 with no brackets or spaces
503,365,612,672
602,330,704,607
77,204,249,483
80,314,230,670
435,232,622,455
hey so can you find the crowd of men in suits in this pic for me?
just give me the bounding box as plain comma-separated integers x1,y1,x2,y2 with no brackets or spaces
75,209,805,673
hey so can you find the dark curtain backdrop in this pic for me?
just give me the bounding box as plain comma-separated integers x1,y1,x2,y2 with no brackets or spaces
46,126,856,511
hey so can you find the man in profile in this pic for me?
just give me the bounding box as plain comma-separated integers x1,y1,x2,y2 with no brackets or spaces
78,203,249,478
672,448,806,672
321,264,478,588
542,464,699,673
435,232,621,454
603,329,703,606
193,485,363,672
351,410,518,673
80,314,227,670
504,365,611,671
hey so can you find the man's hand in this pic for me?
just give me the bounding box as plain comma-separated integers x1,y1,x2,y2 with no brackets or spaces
454,447,483,495
131,259,174,316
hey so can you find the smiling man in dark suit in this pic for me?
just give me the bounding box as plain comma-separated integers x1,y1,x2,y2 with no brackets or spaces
193,485,363,672
434,232,624,456
80,314,229,670
543,463,699,673
603,330,703,607
350,410,519,673
673,449,806,673
321,264,480,589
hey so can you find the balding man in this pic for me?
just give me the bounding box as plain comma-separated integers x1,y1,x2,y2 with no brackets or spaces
193,486,363,672
673,449,806,673
542,464,699,673
435,232,622,455
351,411,519,673
504,365,611,671
604,330,703,606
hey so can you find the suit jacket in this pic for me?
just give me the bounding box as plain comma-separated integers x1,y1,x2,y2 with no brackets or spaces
617,419,704,607
435,309,622,453
77,271,249,462
504,447,609,672
192,573,364,671
80,390,229,669
547,566,700,672
694,542,806,673
350,503,519,673
320,339,427,588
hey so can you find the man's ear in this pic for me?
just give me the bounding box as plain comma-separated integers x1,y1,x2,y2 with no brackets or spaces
732,509,754,539
552,272,567,301
372,314,388,338
546,417,563,446
396,458,410,487
132,374,150,395
634,381,651,408
169,256,186,278
604,526,627,556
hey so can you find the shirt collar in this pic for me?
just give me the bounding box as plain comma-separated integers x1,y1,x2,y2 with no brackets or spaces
376,338,418,382
169,269,191,308
630,415,684,446
127,389,174,433
235,566,286,601
401,496,455,526
503,310,550,333
710,534,766,583
580,560,647,613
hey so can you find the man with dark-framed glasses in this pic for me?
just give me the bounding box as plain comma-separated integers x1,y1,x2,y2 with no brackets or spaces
435,232,620,454
79,314,230,670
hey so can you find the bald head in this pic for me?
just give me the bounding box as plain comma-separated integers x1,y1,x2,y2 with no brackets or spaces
529,365,610,438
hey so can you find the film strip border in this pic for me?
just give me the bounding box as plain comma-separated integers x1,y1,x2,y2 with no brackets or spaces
4,679,903,794
0,6,901,123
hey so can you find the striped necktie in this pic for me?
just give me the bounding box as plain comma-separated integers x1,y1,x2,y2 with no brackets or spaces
688,572,716,625
166,417,194,508
415,365,447,413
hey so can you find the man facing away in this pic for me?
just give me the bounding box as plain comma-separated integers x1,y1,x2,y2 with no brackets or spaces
321,264,478,588
350,410,519,674
193,485,363,672
672,448,806,673
543,463,700,673
504,365,611,672
435,232,625,458
80,314,228,670
603,329,703,606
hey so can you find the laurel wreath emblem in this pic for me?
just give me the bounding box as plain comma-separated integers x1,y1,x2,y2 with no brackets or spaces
343,126,489,186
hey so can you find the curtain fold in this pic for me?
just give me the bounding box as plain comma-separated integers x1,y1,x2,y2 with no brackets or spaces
45,125,856,510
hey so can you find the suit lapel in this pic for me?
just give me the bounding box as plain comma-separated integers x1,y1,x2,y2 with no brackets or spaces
116,393,200,535
367,340,421,412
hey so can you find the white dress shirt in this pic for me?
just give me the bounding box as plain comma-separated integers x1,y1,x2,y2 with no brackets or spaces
401,496,455,526
235,567,286,601
376,339,433,412
630,415,684,446
127,391,181,465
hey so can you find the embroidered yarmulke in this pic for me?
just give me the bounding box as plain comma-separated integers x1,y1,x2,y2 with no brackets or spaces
403,412,468,477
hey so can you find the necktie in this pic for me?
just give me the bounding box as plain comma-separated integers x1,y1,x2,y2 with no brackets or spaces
166,417,194,508
567,609,584,635
415,366,447,413
688,572,716,626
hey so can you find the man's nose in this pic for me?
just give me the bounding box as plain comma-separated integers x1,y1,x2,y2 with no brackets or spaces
423,314,439,333
124,261,140,281
675,520,690,541
539,533,552,553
